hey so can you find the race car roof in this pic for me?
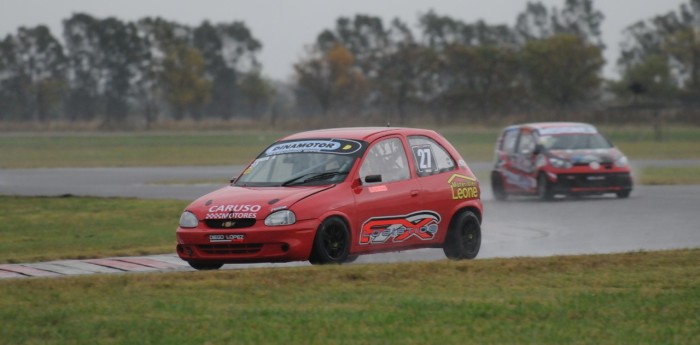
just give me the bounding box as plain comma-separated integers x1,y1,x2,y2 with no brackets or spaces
280,127,440,142
505,122,598,135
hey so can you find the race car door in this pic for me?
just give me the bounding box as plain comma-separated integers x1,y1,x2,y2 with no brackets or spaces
503,128,538,192
352,136,423,253
406,135,460,244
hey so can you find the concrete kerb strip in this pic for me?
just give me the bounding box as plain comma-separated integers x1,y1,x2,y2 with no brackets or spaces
25,262,98,276
1,254,308,279
50,260,124,274
0,264,61,278
0,254,192,279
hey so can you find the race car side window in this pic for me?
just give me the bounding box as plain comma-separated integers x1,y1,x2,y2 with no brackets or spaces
517,131,536,155
501,129,519,154
408,136,455,177
359,138,410,183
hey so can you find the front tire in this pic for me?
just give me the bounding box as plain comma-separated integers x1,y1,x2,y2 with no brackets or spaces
188,261,223,270
443,211,481,260
537,173,554,201
309,217,350,265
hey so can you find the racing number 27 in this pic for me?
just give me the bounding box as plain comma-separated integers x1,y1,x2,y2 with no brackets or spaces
415,148,432,170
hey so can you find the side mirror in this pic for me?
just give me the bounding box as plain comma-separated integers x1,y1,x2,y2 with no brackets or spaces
229,177,237,184
364,174,382,184
533,144,544,155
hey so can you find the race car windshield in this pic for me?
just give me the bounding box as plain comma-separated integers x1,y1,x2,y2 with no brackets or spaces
540,133,613,150
234,138,366,187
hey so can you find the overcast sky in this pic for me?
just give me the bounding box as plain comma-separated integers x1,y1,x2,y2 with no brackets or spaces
0,0,688,81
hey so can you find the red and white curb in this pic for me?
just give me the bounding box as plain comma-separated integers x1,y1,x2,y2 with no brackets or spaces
0,254,191,279
0,254,310,279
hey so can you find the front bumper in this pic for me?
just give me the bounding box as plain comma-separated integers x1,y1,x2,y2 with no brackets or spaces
550,172,633,195
176,219,319,263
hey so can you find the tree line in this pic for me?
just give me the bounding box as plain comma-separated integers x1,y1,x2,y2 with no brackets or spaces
1,0,699,128
0,14,267,128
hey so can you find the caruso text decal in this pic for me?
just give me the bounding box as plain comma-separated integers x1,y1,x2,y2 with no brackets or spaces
205,204,261,219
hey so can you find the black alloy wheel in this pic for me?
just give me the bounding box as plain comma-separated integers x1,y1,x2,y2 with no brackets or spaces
309,217,350,265
443,211,481,260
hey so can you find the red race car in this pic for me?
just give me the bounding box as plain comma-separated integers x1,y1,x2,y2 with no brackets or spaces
176,127,483,269
491,122,633,200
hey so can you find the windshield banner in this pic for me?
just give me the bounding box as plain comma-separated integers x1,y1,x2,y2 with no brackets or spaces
264,139,365,156
537,125,597,135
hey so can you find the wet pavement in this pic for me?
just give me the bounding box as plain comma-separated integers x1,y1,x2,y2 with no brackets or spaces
2,160,700,279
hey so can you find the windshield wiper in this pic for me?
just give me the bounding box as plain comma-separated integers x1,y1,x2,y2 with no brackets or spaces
281,171,349,186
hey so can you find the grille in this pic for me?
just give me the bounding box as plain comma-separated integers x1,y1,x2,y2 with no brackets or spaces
205,218,256,229
572,162,613,169
558,173,631,189
197,243,263,255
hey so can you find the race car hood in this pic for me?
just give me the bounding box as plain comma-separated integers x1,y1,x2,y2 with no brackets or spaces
548,148,623,164
187,185,335,220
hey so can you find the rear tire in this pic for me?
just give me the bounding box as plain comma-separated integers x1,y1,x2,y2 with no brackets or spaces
343,255,359,263
616,190,631,198
443,211,481,260
491,171,508,201
309,217,350,265
188,261,223,270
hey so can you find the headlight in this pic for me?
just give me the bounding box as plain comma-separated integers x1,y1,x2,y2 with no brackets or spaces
548,157,572,169
615,156,629,168
179,211,199,228
265,210,296,226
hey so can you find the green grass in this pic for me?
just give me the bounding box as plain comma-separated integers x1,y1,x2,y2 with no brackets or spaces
640,166,700,185
2,125,699,169
590,125,700,160
0,131,288,168
0,249,698,345
0,196,187,263
438,128,500,162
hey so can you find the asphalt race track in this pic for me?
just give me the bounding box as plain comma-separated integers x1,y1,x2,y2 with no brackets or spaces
2,160,699,278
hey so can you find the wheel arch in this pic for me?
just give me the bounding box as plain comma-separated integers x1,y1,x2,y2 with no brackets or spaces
538,169,555,183
490,169,502,180
314,211,354,249
443,205,482,260
451,206,482,226
443,199,483,242
309,213,353,264
320,213,352,234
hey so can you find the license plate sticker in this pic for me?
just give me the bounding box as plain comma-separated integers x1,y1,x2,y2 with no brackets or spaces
209,234,245,243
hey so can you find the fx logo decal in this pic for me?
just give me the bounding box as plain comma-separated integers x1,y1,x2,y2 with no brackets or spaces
360,211,440,245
